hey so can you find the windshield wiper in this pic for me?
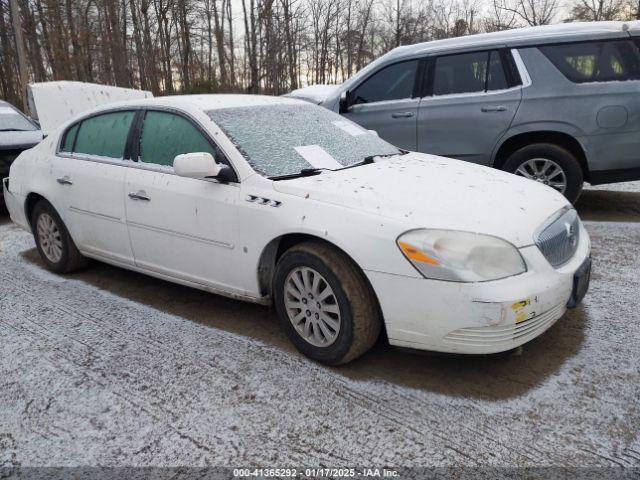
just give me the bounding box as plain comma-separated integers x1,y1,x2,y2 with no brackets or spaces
0,128,31,132
270,150,409,180
337,151,408,172
270,168,327,181
364,150,410,163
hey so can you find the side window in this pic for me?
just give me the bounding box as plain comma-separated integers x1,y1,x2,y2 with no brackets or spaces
488,51,509,91
434,52,487,95
61,124,79,152
352,60,418,105
432,50,510,96
540,40,640,83
73,111,135,159
138,111,223,167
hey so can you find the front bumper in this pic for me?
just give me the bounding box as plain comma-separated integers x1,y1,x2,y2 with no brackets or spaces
366,222,591,354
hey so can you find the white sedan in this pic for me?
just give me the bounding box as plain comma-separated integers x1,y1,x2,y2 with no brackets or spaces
3,95,591,365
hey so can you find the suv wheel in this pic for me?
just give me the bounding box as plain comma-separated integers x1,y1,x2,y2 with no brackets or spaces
31,200,88,273
502,143,584,204
273,241,381,365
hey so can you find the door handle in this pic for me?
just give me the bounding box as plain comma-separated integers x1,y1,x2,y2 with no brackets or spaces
56,176,73,186
481,106,507,112
128,191,150,201
391,111,414,119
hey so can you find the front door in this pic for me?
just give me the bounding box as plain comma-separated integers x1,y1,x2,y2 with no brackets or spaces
417,50,522,166
124,109,243,293
343,59,420,150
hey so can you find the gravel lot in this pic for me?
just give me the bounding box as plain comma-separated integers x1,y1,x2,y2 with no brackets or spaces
1,182,639,469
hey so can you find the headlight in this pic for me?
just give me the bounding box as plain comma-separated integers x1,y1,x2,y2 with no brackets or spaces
397,229,527,282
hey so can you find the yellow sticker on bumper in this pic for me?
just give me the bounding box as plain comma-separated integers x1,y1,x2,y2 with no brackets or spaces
512,300,531,311
512,299,532,324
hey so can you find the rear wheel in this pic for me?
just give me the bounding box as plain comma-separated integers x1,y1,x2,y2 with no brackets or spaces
31,200,88,273
273,241,381,365
502,143,584,204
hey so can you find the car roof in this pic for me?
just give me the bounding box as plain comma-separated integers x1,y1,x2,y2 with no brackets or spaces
384,21,639,60
99,94,304,113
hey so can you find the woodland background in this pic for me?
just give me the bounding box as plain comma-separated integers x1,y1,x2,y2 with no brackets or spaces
2,0,640,110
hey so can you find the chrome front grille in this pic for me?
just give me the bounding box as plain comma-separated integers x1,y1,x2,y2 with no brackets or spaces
535,208,580,267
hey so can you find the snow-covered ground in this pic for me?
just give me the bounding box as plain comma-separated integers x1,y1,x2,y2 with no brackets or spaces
587,180,640,193
1,184,639,468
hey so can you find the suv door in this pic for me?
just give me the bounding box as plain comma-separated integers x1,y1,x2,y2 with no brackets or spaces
53,110,136,265
417,50,522,165
124,109,243,293
343,59,421,150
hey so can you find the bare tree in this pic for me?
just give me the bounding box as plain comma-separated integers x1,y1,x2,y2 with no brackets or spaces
485,0,518,31
570,0,627,20
500,0,559,25
1,0,637,107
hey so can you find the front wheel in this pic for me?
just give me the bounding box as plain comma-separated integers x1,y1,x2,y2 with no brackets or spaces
273,241,381,365
502,143,584,204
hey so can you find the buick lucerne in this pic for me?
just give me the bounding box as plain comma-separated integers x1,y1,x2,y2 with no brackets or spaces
3,95,591,365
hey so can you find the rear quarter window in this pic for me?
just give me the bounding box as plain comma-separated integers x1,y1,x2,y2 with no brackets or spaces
540,40,640,83
61,124,79,152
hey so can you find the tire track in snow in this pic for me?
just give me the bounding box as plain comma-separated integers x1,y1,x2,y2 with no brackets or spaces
1,222,639,467
1,257,440,465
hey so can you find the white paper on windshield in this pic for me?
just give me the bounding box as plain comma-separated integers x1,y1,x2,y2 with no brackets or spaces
332,120,366,136
294,145,343,170
0,107,15,114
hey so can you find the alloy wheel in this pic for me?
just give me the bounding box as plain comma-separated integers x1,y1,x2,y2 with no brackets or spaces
514,158,567,194
284,266,341,347
37,213,63,263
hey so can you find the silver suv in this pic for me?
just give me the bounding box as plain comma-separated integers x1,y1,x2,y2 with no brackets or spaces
288,21,640,203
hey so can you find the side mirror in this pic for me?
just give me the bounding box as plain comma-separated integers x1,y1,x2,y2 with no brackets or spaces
339,91,351,114
173,152,222,179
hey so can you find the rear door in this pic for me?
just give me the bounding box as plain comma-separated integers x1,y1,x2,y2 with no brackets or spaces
52,110,136,265
417,50,522,166
343,59,421,150
124,109,243,292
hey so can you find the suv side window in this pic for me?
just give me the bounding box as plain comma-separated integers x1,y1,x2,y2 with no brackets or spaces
488,51,509,91
352,60,419,105
73,111,135,159
138,110,225,168
540,40,640,83
432,50,509,96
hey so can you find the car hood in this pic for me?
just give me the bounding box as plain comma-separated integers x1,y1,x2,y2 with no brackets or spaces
272,153,570,247
0,130,43,150
285,84,341,104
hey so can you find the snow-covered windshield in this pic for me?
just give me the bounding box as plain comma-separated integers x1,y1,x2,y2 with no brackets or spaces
0,105,37,132
207,104,400,178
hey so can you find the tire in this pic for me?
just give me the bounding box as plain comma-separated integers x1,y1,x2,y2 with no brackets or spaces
273,241,381,365
31,199,88,274
502,143,584,204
